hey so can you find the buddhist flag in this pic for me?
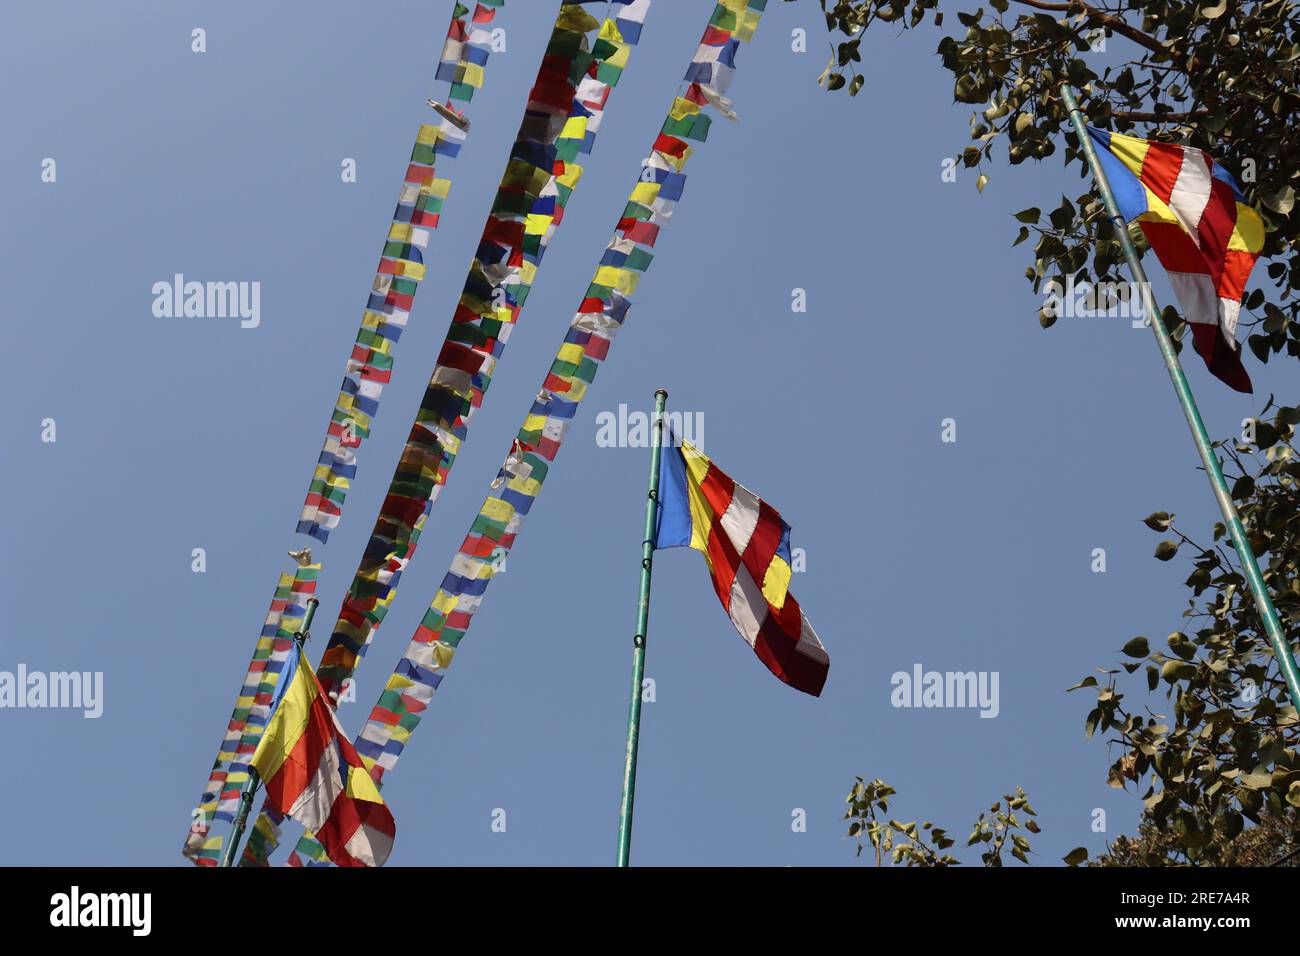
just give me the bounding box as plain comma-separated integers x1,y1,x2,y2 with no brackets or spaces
250,643,395,867
1088,127,1264,392
653,437,829,696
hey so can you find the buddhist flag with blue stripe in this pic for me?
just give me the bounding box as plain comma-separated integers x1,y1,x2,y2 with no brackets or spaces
250,642,395,867
654,437,829,697
1088,127,1264,393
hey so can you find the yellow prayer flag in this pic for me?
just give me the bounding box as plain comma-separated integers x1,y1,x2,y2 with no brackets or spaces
525,213,554,236
598,18,625,44
556,342,585,365
480,496,515,524
560,115,588,141
423,178,452,199
669,96,701,120
630,182,661,205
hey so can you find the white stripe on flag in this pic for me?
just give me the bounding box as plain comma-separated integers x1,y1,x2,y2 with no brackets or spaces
718,483,761,561
288,737,345,834
1166,270,1220,328
1167,147,1213,245
1219,297,1242,342
344,822,393,868
796,610,830,666
725,562,768,650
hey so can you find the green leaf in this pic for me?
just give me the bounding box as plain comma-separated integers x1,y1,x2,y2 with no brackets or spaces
976,173,989,193
1249,334,1272,364
1221,810,1244,839
1122,636,1150,658
1142,511,1172,532
1161,659,1198,682
1062,847,1088,866
1263,184,1295,215
1154,540,1180,561
1014,207,1040,224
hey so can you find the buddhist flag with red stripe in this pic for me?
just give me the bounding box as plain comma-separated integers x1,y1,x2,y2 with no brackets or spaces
653,437,829,697
1088,127,1265,393
250,643,395,866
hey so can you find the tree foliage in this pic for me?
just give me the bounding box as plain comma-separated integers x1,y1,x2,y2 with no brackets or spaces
1070,402,1300,864
1090,805,1300,863
845,777,1039,865
807,0,1300,367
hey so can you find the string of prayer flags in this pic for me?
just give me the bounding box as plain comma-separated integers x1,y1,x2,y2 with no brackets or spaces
182,564,318,863
237,0,655,867
313,0,652,704
297,0,506,543
332,0,771,816
183,1,509,864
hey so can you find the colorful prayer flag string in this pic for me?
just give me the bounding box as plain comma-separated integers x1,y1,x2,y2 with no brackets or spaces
184,0,509,866
182,564,318,864
276,0,768,868
238,0,655,868
314,0,653,704
297,0,506,542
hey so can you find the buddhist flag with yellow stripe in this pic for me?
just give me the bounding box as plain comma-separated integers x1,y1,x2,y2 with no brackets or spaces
654,437,829,696
250,643,395,867
1088,127,1264,392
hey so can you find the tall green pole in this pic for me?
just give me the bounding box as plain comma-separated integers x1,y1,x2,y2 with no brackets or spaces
1061,84,1300,709
617,388,668,867
219,596,319,868
219,768,260,868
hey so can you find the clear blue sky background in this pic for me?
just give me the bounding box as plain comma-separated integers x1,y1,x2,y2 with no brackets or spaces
3,1,1289,866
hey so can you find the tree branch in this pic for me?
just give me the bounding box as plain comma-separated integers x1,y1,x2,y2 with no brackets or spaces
1111,109,1210,122
1011,0,1169,57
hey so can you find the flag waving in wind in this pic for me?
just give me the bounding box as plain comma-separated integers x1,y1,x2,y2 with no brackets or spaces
1087,127,1265,393
653,437,829,696
250,642,395,867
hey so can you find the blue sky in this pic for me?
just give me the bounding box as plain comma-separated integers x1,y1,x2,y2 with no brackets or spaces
3,1,1289,866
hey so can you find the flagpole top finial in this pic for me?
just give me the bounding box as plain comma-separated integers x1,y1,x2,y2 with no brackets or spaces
654,388,668,400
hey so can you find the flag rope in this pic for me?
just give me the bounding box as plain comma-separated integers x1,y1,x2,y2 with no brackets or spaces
273,0,769,868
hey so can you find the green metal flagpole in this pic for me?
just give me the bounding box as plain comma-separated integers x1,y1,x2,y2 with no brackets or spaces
219,596,319,868
219,769,260,869
1060,84,1300,709
617,388,668,866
